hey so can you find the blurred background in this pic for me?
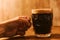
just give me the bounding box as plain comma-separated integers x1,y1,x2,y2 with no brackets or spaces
0,0,60,26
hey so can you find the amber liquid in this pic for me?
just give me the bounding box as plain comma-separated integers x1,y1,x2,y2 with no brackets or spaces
32,13,53,34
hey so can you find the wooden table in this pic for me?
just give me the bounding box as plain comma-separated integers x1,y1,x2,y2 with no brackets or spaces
0,26,60,40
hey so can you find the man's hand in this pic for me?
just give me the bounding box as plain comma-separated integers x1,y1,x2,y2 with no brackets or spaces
0,16,31,37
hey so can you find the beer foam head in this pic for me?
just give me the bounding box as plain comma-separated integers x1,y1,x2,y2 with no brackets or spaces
32,8,53,14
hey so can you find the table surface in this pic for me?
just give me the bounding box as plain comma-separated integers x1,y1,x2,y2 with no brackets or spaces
0,26,60,40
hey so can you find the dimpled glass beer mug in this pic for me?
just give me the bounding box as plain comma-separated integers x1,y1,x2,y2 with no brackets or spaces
32,9,53,37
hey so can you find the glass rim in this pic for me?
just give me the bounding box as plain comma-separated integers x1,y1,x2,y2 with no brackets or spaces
32,8,53,14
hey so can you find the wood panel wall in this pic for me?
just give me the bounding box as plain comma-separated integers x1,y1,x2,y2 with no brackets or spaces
50,0,60,26
0,0,60,26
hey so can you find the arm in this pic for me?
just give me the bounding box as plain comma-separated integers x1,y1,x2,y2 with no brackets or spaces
0,16,31,37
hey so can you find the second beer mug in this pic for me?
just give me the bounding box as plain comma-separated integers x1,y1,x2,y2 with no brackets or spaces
32,9,53,37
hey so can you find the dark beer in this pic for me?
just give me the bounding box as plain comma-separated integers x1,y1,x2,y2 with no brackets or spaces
32,9,53,37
